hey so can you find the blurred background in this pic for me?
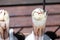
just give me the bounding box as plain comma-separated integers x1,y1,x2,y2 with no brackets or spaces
0,0,60,40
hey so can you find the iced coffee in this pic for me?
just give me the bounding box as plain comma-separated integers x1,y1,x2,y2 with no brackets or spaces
32,8,47,40
0,10,9,40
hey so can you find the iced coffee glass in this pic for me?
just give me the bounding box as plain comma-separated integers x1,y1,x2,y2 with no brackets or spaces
32,8,47,40
0,10,9,39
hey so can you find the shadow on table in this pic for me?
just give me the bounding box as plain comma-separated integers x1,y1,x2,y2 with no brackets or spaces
45,26,60,40
14,28,25,40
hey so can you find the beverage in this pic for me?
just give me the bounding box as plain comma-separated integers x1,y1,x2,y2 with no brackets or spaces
32,8,47,40
0,10,9,39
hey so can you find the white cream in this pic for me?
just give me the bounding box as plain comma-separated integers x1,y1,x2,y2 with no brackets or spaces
32,8,47,27
0,10,9,21
0,10,4,20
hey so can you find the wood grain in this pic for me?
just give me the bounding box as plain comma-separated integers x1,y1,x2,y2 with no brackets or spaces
0,5,60,16
9,15,60,27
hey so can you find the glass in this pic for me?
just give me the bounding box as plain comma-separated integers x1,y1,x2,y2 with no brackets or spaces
32,8,47,40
